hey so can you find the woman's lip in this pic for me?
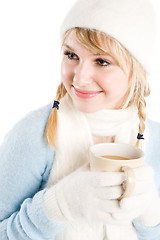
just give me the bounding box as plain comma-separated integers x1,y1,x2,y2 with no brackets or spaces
73,86,102,99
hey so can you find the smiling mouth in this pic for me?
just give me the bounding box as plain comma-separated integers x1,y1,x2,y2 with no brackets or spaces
73,86,102,99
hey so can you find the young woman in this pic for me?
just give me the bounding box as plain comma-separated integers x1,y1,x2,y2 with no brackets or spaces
0,0,160,239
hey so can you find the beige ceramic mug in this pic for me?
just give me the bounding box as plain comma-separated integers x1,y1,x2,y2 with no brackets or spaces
89,143,144,200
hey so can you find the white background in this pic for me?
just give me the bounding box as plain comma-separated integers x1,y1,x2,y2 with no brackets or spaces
0,0,160,144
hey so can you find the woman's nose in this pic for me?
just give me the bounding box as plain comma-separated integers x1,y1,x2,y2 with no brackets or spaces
73,61,94,86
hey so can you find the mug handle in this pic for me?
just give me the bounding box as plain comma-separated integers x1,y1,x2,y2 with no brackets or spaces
118,166,135,200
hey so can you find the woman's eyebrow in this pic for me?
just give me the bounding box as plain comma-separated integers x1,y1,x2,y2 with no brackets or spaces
63,44,75,52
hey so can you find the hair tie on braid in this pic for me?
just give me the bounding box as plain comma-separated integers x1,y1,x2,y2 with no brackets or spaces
52,100,60,110
137,133,144,140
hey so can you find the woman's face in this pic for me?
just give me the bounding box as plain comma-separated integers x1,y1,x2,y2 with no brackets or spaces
61,31,131,113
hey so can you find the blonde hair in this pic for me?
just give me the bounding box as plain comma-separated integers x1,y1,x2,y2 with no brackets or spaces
45,28,150,149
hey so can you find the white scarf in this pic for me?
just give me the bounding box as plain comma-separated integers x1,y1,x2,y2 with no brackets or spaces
84,104,139,146
47,94,140,240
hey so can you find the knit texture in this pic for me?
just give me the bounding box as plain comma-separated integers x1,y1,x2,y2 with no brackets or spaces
60,0,157,73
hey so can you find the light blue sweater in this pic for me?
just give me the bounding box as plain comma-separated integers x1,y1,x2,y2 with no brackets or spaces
0,103,160,240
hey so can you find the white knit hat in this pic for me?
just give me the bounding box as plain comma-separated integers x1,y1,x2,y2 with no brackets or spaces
60,0,157,74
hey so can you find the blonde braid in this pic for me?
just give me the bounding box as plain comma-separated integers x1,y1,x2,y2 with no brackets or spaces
44,82,67,149
123,57,150,149
136,96,147,148
135,68,150,148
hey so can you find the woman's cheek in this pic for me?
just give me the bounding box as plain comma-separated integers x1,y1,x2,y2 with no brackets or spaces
61,64,74,88
61,61,68,77
61,62,71,78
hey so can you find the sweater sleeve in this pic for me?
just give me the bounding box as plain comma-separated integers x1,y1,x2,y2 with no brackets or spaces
0,104,66,239
133,220,160,240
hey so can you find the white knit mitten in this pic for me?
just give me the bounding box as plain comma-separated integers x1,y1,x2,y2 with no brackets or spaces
113,164,160,227
43,163,125,224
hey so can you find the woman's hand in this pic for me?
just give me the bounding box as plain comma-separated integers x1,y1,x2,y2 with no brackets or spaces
113,164,160,227
43,163,126,224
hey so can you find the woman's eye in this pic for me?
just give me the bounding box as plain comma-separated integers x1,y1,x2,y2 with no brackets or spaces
64,51,79,60
96,58,110,66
